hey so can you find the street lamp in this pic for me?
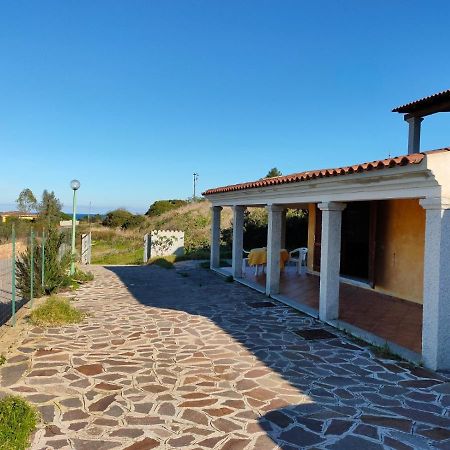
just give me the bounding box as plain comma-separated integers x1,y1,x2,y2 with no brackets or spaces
70,179,80,275
193,173,199,201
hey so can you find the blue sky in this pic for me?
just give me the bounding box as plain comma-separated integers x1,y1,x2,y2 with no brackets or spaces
0,1,449,213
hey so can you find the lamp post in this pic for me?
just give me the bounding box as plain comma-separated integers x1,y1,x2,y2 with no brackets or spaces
70,179,80,275
193,172,199,201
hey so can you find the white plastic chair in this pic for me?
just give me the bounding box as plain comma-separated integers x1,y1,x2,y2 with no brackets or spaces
289,247,308,274
243,250,250,271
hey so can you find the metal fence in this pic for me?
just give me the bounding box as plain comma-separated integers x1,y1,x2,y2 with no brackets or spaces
0,225,73,327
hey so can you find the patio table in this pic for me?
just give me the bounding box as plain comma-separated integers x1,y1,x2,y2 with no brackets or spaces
248,247,290,269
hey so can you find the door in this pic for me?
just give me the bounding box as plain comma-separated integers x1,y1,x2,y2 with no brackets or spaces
340,201,377,284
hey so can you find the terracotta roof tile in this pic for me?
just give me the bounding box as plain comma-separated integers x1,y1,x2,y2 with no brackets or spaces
392,89,450,113
202,148,449,196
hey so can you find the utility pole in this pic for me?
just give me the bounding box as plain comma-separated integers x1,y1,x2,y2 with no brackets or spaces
193,173,199,201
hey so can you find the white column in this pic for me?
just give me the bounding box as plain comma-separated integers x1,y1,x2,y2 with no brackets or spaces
210,206,223,269
232,206,246,278
405,116,423,155
280,209,287,249
318,202,346,321
266,205,283,296
420,198,450,370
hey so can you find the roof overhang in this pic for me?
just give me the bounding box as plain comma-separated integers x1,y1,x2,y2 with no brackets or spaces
205,150,450,207
392,89,450,118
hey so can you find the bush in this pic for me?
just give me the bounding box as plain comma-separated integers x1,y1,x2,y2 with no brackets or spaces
102,209,145,230
16,226,71,299
121,214,145,230
0,395,38,450
102,209,134,228
146,200,187,217
30,296,85,326
72,268,94,283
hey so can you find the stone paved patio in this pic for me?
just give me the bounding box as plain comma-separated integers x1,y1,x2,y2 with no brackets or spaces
1,263,450,449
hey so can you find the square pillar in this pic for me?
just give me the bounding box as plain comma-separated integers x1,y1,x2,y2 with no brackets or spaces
266,205,283,296
232,206,246,278
210,206,223,269
280,208,287,249
318,202,346,321
420,198,450,370
405,116,423,155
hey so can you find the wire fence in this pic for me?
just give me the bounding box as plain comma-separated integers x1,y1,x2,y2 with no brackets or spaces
0,224,73,327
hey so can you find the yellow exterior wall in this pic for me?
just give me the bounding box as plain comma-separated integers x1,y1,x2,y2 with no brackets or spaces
307,203,316,271
306,199,424,303
374,199,425,303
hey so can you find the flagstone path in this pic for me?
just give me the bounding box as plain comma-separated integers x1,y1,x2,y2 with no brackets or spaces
1,264,450,449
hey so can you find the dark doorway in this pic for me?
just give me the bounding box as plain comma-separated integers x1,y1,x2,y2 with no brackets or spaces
340,201,377,283
313,202,377,285
313,206,322,272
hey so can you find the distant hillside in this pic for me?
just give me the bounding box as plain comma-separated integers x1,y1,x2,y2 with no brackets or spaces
82,200,233,265
145,201,232,253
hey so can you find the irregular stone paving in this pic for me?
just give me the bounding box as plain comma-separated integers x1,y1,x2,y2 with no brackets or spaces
1,264,450,449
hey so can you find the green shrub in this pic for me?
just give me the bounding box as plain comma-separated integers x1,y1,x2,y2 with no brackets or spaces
16,226,71,299
0,395,38,450
146,200,187,217
0,354,6,366
102,209,133,228
121,214,145,230
72,268,94,283
102,209,145,230
30,296,85,326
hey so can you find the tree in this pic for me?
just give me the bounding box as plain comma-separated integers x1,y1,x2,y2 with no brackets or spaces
145,200,187,217
265,167,282,178
38,190,63,223
16,188,37,213
102,209,133,228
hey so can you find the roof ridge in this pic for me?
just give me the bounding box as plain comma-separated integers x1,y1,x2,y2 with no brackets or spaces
202,148,450,196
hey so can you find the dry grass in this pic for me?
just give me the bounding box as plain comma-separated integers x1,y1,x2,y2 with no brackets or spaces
144,202,232,253
0,241,27,259
80,202,233,265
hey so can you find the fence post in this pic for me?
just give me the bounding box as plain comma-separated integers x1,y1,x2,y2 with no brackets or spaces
11,224,16,326
143,233,149,263
81,233,92,264
30,228,34,307
88,232,92,264
41,229,45,291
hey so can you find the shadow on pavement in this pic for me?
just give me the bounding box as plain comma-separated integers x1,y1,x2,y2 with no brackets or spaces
104,264,448,449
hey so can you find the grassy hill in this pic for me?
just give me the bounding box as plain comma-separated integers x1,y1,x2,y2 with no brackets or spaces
80,201,233,265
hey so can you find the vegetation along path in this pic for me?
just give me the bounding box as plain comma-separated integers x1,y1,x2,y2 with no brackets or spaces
1,264,450,449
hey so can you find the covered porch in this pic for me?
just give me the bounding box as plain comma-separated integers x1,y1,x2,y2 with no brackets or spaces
221,264,422,356
205,149,450,370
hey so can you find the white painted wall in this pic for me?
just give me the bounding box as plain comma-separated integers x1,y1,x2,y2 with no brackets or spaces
149,230,185,258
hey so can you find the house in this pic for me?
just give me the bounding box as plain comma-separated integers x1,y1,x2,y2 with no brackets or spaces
203,90,450,371
0,211,38,223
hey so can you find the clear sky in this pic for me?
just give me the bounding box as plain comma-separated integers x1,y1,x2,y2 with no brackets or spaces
1,1,449,213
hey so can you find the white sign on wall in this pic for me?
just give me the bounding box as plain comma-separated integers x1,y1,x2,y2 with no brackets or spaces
144,230,185,261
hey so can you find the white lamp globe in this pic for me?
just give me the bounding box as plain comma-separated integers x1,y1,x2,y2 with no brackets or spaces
70,179,81,191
